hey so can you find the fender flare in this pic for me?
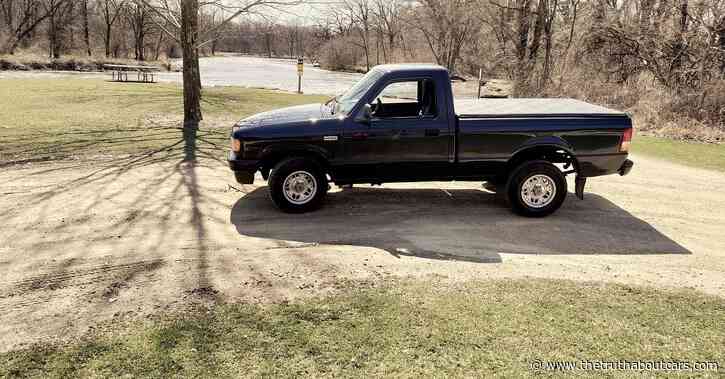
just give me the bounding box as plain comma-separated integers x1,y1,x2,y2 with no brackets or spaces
258,143,332,178
511,136,575,157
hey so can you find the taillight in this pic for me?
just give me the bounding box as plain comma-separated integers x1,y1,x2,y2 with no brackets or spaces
620,127,633,152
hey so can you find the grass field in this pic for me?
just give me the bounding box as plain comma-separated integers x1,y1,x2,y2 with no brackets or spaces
0,78,326,163
632,136,725,172
1,279,723,378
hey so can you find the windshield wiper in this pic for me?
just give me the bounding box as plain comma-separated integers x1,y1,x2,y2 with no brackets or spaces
324,95,337,106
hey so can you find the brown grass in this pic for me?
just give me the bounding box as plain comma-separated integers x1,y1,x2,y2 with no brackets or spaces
554,71,725,143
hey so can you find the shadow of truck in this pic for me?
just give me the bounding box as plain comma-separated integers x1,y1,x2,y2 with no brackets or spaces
230,187,690,263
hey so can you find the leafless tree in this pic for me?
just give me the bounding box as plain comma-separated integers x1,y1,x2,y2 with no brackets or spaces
126,2,154,60
346,0,373,71
134,0,301,155
101,0,126,57
81,0,92,56
0,0,72,54
373,0,402,63
412,0,480,74
42,0,74,58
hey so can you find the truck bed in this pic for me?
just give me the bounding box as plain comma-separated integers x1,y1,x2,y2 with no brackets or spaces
455,98,625,118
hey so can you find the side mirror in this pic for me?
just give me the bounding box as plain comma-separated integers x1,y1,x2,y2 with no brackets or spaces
355,103,372,125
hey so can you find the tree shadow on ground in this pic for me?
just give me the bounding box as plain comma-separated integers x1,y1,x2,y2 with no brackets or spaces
1,125,219,290
0,118,227,167
231,187,690,264
0,123,240,351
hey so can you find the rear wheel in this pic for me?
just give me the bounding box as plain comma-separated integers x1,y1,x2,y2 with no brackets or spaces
507,160,567,217
268,157,328,213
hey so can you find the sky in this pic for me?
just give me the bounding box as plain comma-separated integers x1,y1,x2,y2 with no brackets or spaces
212,1,335,26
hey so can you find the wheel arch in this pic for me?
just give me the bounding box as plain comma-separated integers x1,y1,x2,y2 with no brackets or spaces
259,145,331,180
506,139,580,175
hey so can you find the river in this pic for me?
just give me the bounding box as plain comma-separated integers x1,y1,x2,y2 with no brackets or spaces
1,55,484,97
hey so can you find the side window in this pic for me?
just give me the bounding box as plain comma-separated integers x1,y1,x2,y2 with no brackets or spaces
372,79,438,119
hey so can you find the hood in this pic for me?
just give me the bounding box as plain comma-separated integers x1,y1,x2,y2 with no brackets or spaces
236,103,333,128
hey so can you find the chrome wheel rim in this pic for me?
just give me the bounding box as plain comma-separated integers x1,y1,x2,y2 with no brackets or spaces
282,171,317,205
521,174,556,208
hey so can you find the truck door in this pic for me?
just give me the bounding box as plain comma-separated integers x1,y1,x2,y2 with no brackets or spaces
341,78,452,181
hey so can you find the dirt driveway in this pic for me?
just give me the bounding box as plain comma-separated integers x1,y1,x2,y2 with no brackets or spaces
1,152,724,352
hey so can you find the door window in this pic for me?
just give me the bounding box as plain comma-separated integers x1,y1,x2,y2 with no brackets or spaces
372,79,438,118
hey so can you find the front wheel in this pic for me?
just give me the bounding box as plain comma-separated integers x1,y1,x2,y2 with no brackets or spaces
507,160,567,217
268,157,328,213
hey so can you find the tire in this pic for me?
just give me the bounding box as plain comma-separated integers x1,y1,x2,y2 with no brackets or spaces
507,160,567,217
268,157,328,213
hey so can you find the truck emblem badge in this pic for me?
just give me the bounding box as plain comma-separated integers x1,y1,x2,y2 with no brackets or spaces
323,136,339,141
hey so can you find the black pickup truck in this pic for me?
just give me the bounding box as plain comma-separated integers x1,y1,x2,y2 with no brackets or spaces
229,64,633,217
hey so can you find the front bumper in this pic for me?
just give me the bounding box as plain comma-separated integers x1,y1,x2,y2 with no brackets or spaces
228,151,259,184
619,159,634,176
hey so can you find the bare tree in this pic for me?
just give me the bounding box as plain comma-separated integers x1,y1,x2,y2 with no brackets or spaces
259,20,276,57
1,0,72,54
43,0,74,58
346,0,373,71
413,0,479,73
81,0,92,56
127,2,154,60
101,0,127,57
373,0,402,63
134,0,301,153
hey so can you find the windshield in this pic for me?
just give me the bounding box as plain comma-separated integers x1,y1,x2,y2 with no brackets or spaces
335,69,384,115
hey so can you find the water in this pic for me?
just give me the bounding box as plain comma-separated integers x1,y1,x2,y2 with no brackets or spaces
171,56,364,95
1,55,479,97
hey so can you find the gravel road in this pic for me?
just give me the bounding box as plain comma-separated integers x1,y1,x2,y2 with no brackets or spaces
1,153,724,351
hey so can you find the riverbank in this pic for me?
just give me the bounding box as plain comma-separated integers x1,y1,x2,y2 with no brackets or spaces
0,53,174,72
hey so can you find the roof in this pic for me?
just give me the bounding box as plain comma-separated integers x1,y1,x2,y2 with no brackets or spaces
373,64,448,74
455,98,626,118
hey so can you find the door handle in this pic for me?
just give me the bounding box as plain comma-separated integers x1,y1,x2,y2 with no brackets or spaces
425,128,440,137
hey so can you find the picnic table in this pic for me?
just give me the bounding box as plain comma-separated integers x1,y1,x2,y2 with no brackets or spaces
104,64,161,83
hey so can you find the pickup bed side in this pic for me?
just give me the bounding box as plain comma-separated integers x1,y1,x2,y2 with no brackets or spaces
456,114,632,180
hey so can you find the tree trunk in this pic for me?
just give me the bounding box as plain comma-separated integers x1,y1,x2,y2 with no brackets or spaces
717,17,725,78
48,3,60,59
513,0,533,96
83,0,91,56
138,31,145,61
105,24,112,57
265,32,273,58
541,0,557,90
181,0,202,135
154,32,164,60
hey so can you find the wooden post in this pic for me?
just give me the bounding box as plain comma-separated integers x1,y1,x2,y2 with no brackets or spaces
477,68,482,99
297,57,304,94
